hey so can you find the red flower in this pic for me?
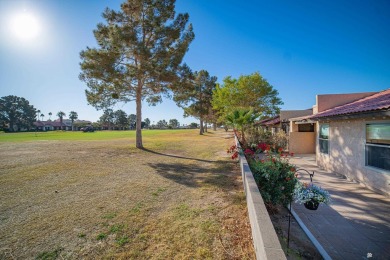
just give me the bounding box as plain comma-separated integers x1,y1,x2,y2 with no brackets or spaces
231,152,238,159
272,158,276,163
257,142,267,151
290,152,294,157
244,148,254,155
290,167,296,172
278,147,283,154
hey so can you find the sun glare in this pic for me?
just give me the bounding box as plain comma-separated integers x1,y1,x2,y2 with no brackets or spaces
10,12,40,40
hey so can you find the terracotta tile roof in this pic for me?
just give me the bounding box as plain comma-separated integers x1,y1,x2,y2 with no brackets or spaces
264,116,281,125
255,116,280,126
310,89,390,119
33,121,66,127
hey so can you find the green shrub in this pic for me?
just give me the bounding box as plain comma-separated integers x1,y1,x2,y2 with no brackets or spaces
244,126,272,146
244,127,289,152
249,149,297,206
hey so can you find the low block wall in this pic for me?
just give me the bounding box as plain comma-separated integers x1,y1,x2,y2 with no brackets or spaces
236,137,286,260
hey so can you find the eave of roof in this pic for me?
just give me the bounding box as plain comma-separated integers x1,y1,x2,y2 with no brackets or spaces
264,117,281,125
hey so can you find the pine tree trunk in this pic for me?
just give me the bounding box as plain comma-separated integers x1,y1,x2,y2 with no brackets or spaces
205,121,208,132
199,118,204,135
213,122,217,131
136,84,143,148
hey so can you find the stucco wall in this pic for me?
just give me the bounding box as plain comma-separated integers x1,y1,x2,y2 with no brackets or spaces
316,119,390,196
289,132,315,154
316,92,376,113
280,109,312,121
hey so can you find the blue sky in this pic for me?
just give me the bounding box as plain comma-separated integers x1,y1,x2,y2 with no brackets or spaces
0,0,389,125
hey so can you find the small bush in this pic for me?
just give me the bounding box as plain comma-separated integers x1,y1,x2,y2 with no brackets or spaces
244,127,289,152
229,139,297,207
250,151,297,206
244,126,272,145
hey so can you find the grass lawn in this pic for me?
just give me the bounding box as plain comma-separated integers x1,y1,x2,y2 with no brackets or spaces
0,129,255,259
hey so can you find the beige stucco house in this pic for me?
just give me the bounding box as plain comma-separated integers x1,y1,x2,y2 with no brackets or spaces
312,90,390,196
291,90,390,196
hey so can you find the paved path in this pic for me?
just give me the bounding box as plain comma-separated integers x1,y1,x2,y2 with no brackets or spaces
289,155,390,260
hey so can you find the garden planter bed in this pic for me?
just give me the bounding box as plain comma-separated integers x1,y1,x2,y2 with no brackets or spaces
235,136,286,260
235,136,322,259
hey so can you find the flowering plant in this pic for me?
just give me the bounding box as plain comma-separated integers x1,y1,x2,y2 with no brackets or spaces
249,147,297,206
227,144,239,160
293,182,331,205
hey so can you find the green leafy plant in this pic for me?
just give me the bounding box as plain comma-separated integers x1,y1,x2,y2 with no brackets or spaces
225,108,260,145
116,236,129,246
110,224,124,233
238,143,297,207
244,127,289,153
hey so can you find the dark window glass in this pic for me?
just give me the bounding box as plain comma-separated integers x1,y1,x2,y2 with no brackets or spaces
319,124,329,154
319,139,329,154
366,124,390,171
366,144,390,171
298,124,314,132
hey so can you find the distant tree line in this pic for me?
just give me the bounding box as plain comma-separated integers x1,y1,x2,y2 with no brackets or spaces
0,95,83,132
0,95,36,132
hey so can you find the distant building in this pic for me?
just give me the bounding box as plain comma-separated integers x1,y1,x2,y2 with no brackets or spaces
34,119,92,131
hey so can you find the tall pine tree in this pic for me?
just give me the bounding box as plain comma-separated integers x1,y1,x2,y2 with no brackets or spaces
173,70,217,135
80,0,194,148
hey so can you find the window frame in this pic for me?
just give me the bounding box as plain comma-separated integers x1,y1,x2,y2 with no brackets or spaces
319,123,329,154
365,122,390,172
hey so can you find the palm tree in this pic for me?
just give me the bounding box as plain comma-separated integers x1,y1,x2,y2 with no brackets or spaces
37,109,41,121
40,113,44,121
48,112,52,121
57,111,66,130
225,108,259,145
69,111,78,131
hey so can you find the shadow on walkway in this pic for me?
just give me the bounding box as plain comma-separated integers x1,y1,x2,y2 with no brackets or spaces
291,155,390,260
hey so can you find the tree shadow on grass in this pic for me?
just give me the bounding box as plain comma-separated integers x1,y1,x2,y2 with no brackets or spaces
147,161,237,191
141,148,216,163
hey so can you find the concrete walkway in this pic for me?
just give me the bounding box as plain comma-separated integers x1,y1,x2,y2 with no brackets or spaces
289,155,390,260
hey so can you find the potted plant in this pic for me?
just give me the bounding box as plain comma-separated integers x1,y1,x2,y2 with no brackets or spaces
293,182,331,210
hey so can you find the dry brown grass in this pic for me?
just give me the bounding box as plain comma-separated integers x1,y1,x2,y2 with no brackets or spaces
0,129,255,259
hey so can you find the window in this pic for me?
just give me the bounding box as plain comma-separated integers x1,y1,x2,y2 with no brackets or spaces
298,124,314,132
366,123,390,171
319,124,329,154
